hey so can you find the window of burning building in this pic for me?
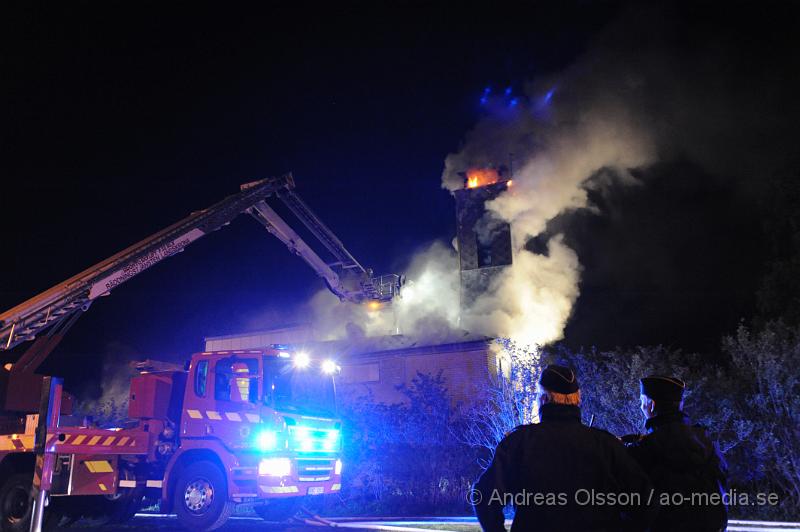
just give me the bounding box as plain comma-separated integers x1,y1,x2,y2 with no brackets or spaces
476,220,513,268
455,180,513,271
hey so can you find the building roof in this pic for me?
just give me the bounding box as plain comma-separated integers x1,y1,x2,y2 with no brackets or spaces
204,327,493,361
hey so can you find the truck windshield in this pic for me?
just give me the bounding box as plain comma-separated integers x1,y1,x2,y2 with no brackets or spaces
264,357,337,417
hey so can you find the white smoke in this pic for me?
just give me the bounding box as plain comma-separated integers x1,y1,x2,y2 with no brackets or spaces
450,94,656,346
307,241,461,343
306,43,658,349
297,4,800,349
76,344,139,427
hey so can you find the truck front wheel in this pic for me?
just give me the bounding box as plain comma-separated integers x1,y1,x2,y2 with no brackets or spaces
173,461,233,531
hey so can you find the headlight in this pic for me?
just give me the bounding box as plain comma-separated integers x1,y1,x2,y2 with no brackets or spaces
321,359,339,374
259,457,291,477
334,459,343,475
257,430,278,452
294,352,311,369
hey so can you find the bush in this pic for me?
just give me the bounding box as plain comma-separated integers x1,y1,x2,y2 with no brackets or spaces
721,322,800,516
460,339,541,464
329,371,480,516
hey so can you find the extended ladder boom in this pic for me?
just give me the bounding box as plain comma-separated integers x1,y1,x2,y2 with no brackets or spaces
1,173,399,353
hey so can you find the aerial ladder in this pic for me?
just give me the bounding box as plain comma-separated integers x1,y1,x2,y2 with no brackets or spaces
0,172,401,413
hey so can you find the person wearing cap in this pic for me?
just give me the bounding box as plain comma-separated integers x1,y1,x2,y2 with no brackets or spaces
472,365,655,532
623,375,728,531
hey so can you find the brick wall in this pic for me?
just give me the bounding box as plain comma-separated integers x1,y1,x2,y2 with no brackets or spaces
338,340,496,407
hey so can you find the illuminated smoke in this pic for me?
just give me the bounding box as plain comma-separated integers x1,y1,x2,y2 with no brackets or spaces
306,242,461,343
448,93,656,347
303,4,800,350
307,43,658,349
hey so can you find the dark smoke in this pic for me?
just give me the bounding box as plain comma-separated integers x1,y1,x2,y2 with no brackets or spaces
442,3,800,349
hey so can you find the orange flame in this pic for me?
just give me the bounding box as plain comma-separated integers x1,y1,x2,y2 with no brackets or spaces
466,168,501,189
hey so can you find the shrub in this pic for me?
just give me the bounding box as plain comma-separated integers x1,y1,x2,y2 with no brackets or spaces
329,371,480,516
721,322,800,516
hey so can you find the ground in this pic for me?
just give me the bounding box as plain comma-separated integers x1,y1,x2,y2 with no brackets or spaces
64,515,799,531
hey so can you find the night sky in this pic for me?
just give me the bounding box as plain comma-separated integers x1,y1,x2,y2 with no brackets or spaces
2,2,799,394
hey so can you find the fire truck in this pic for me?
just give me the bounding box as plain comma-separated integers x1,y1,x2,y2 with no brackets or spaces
0,174,401,531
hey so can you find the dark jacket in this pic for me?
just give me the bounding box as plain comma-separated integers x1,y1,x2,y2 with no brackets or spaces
625,411,728,532
473,403,656,532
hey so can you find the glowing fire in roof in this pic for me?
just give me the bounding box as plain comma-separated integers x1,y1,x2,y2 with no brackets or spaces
466,168,501,189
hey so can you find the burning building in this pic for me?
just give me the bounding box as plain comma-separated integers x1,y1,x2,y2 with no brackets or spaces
454,167,513,307
204,329,495,406
205,169,518,406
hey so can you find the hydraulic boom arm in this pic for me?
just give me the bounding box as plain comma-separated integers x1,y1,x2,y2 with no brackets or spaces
0,173,399,354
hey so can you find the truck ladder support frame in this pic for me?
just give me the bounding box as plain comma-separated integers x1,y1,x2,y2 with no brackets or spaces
30,376,62,532
247,201,351,301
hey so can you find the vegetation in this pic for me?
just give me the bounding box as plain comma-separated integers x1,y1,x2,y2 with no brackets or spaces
462,324,800,520
329,321,799,520
324,371,479,516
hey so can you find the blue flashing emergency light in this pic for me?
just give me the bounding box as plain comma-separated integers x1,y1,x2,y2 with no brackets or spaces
257,429,278,451
292,426,340,453
323,429,340,451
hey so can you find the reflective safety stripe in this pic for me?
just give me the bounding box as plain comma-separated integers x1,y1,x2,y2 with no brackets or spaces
72,435,87,446
146,480,163,488
119,480,137,488
185,409,261,422
331,483,341,491
84,460,114,473
98,483,108,492
0,434,35,452
102,436,116,446
116,436,130,446
87,436,102,446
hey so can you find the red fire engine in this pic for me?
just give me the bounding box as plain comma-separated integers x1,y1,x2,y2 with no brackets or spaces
0,174,400,531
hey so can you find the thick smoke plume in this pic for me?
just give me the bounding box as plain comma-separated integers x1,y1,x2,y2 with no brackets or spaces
306,241,461,342
306,5,800,349
445,89,656,346
311,23,658,347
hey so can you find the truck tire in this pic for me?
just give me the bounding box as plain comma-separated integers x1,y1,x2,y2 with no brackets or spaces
0,473,63,532
173,461,233,531
253,497,302,522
